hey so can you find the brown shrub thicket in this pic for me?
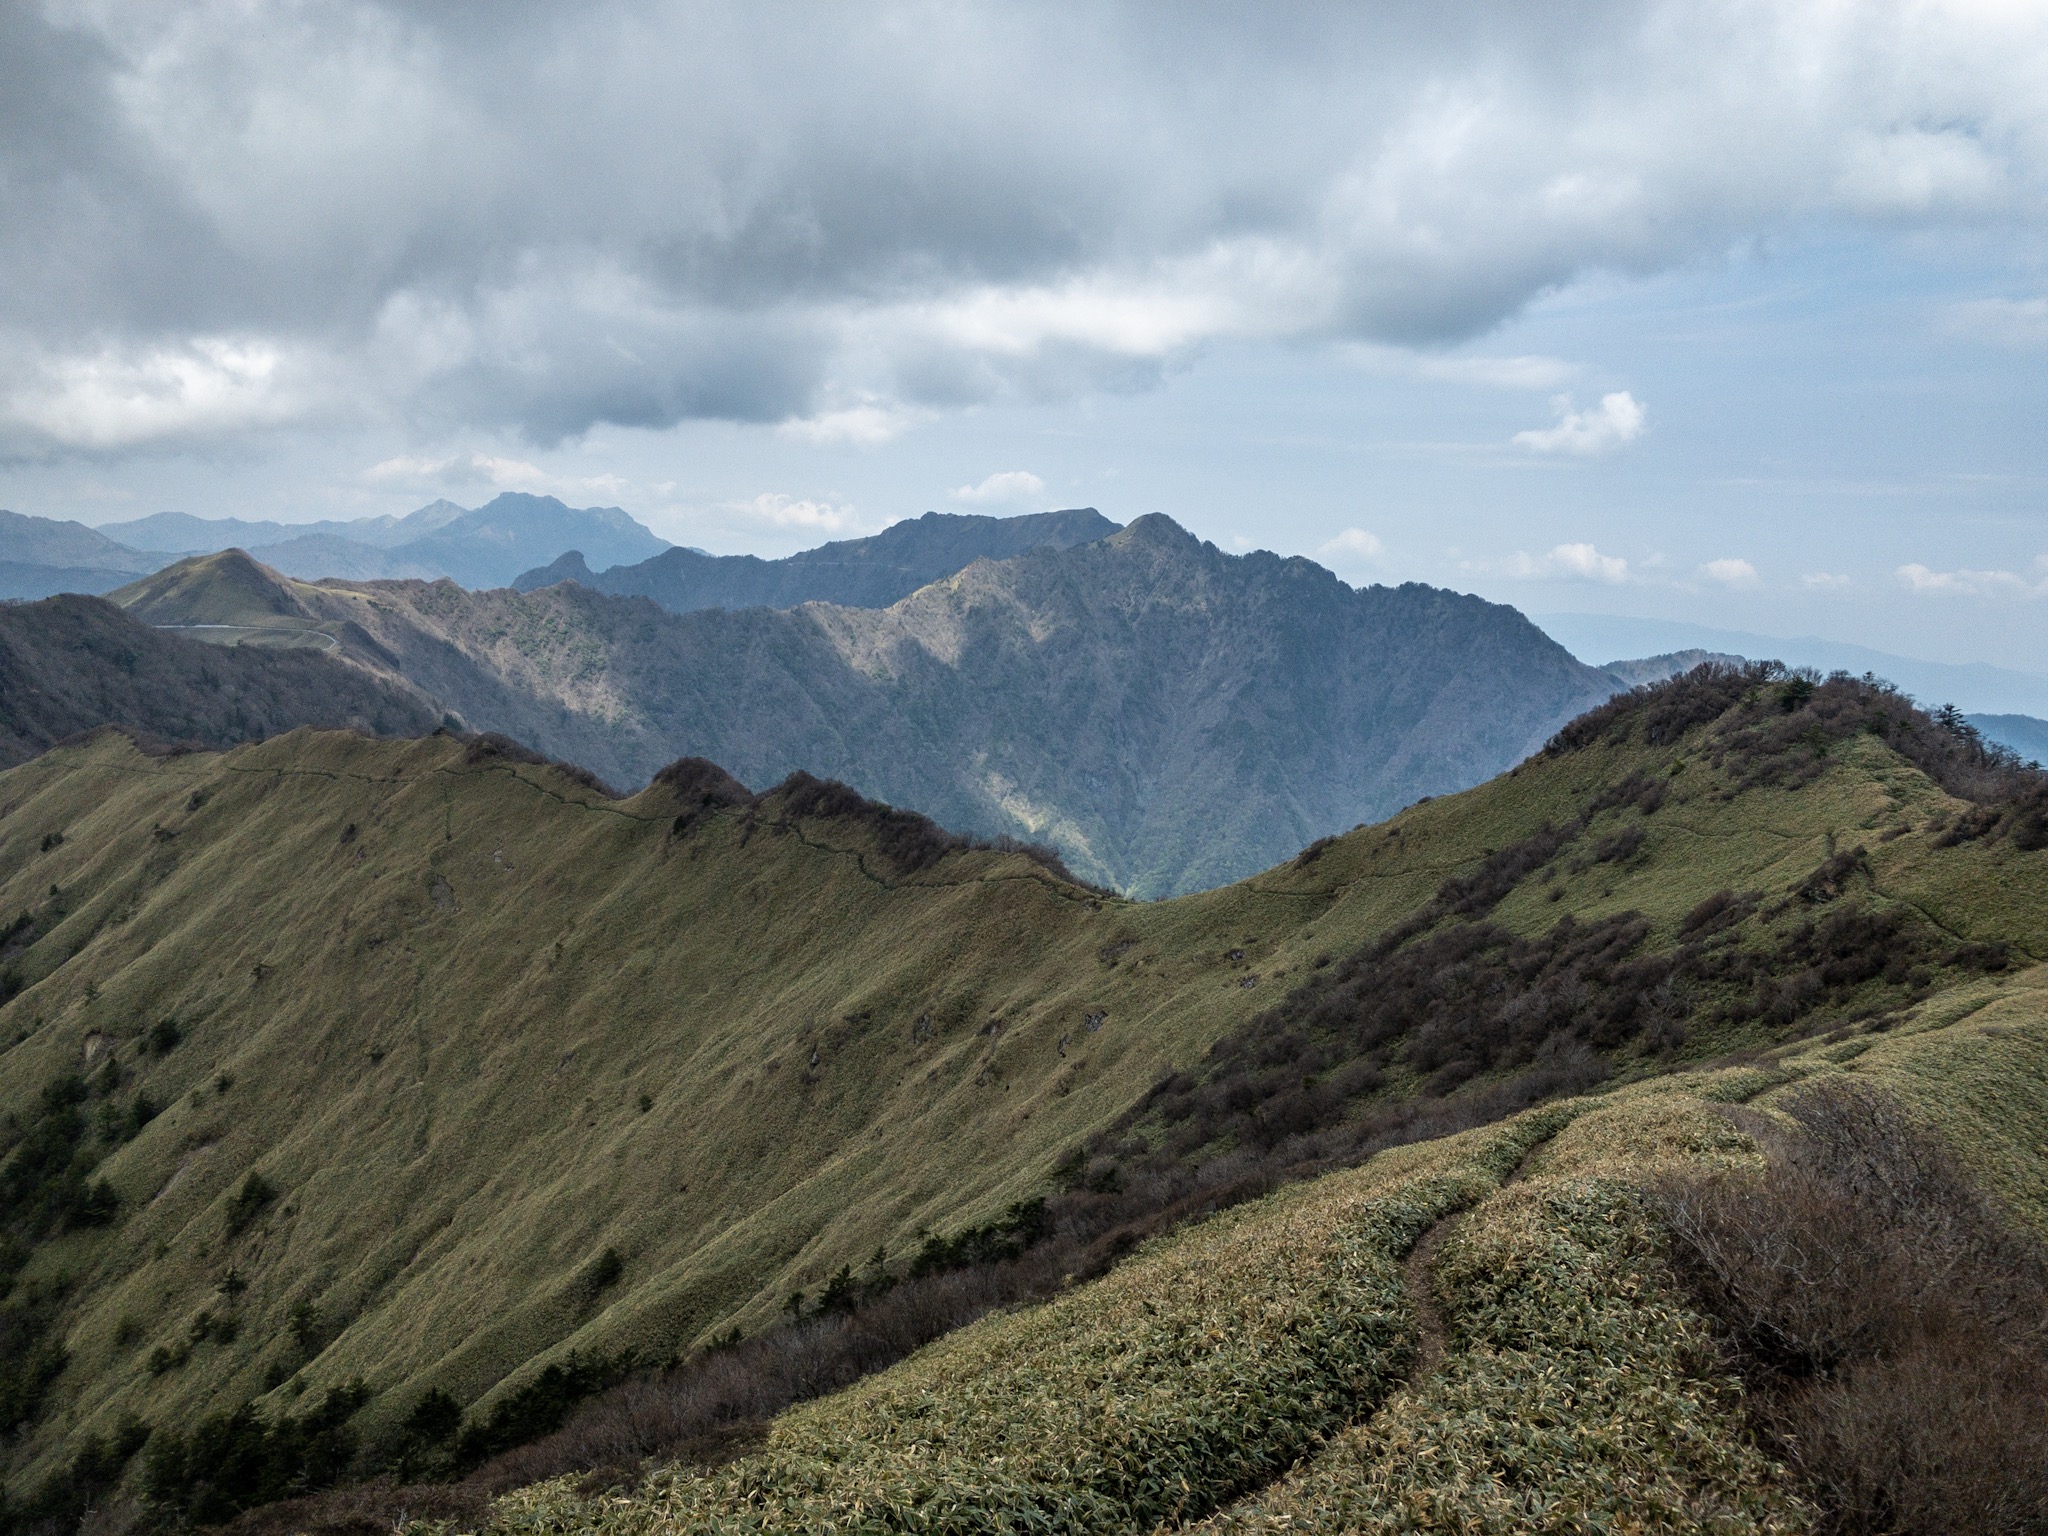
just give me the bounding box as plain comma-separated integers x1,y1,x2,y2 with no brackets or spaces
645,759,1105,888
1658,1081,2048,1534
1551,661,2047,837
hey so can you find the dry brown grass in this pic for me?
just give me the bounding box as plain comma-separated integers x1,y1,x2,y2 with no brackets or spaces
1658,1080,2048,1534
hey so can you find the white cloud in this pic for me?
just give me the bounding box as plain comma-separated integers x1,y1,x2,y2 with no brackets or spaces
777,405,927,447
1700,557,1760,587
1511,542,1632,583
1344,346,1577,391
1803,571,1853,589
364,451,629,502
0,4,2042,455
1317,527,1386,568
1896,560,2048,597
951,470,1046,506
1512,392,1647,456
4,336,310,450
1943,296,2048,350
729,492,867,534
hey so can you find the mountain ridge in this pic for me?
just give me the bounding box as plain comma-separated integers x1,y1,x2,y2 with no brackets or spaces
2,496,668,598
512,507,1120,611
0,593,441,766
110,525,1619,895
2,665,2044,1529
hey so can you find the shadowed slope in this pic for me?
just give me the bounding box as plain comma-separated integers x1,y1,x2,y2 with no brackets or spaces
0,594,440,767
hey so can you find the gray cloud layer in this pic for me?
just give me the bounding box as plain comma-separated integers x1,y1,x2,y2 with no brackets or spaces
4,0,2044,454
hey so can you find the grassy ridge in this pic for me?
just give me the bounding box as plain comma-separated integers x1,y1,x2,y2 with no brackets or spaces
494,977,2044,1536
1,667,2044,1507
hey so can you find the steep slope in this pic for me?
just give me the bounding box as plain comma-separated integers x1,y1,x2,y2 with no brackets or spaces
115,520,1619,895
1,665,2045,1521
514,507,1119,609
0,595,441,767
508,1002,2044,1536
0,511,169,601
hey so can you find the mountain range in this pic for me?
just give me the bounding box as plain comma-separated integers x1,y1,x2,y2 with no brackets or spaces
1,665,2041,1533
1540,609,2048,717
0,495,669,598
512,507,1118,610
105,519,1620,895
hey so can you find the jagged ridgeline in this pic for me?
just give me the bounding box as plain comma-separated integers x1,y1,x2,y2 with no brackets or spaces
0,663,2043,1531
106,518,1622,897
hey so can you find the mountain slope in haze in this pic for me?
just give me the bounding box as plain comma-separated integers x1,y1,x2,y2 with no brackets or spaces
0,595,443,766
97,502,468,553
96,495,669,590
0,510,171,601
1971,711,2048,765
1600,647,1748,688
513,506,1120,609
2,667,2044,1523
1541,609,2048,716
114,521,1618,895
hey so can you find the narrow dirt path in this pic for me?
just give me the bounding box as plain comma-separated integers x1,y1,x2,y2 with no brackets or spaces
1400,1219,1454,1375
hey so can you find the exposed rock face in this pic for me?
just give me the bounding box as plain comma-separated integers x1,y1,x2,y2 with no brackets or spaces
114,519,1617,894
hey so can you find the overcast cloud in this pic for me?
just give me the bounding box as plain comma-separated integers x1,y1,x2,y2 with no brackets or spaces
4,0,2045,457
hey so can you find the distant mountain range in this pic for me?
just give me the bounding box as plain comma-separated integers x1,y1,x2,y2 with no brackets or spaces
0,494,670,598
109,519,1620,895
1968,712,2048,765
513,507,1119,610
1538,610,2048,717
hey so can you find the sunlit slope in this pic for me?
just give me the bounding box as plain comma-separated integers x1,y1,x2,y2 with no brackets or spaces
492,972,2048,1536
2,669,2044,1476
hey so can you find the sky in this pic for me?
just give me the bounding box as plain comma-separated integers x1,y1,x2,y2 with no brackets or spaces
1,1,2045,669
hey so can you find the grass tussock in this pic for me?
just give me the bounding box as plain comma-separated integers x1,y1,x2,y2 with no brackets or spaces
1658,1080,2048,1535
482,1141,1547,1536
1195,1171,1806,1535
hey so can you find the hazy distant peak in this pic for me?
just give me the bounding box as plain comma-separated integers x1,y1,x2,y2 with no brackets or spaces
0,507,164,575
521,550,596,587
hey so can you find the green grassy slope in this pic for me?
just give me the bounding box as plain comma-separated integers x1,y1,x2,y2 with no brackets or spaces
491,974,2048,1536
0,666,2043,1506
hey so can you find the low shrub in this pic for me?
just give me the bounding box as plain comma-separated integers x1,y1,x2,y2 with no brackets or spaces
223,1171,278,1238
1657,1081,2048,1534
